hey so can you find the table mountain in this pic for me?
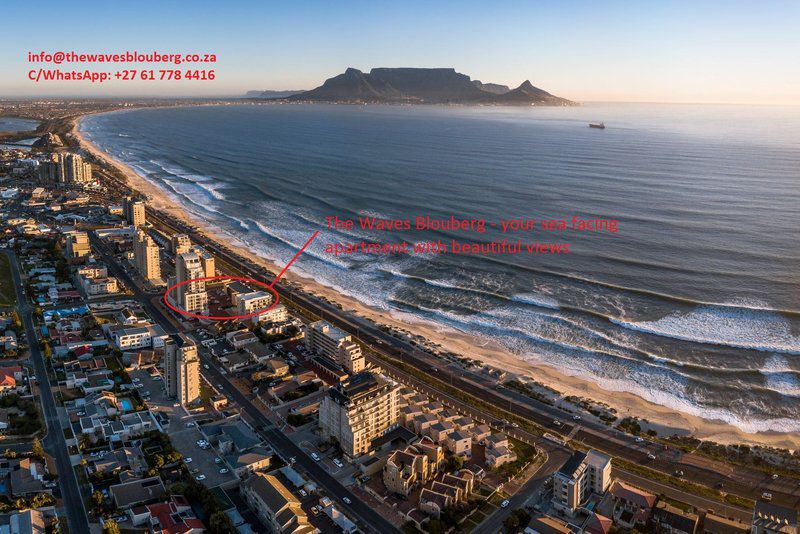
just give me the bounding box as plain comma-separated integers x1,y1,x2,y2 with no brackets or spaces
287,68,575,105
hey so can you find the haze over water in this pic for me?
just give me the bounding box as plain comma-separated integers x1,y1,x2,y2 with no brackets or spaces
81,103,800,434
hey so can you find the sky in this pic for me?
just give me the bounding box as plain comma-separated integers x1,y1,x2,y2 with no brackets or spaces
2,0,799,104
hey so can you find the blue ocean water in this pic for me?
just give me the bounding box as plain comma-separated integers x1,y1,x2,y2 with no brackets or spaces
80,103,800,433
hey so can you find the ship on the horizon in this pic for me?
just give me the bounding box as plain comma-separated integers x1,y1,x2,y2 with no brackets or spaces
589,122,606,129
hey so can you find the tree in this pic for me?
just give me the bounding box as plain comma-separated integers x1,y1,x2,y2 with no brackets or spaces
102,519,121,534
208,511,236,534
11,311,21,329
91,490,105,510
32,437,44,460
504,509,531,532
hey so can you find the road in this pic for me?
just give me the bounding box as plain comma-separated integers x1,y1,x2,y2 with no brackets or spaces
5,251,91,533
89,235,399,534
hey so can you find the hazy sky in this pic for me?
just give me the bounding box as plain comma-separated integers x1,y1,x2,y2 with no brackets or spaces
2,0,798,104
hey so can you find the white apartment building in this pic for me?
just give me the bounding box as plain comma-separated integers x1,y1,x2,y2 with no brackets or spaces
306,320,365,374
319,372,399,458
175,251,208,314
552,449,612,516
164,337,200,405
237,291,274,316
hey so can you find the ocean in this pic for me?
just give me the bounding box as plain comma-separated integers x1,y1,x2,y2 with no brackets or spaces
79,103,800,434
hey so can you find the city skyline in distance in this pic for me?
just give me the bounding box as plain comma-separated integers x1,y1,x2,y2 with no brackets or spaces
1,0,799,105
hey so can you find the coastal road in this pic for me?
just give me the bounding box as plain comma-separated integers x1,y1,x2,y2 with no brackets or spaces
5,251,91,533
88,235,399,534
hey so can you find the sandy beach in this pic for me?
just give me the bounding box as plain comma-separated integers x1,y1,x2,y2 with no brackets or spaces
73,115,800,450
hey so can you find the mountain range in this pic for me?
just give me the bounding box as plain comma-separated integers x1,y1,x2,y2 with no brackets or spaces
248,68,575,105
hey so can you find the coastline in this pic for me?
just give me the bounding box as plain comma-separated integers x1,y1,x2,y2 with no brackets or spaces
73,113,800,450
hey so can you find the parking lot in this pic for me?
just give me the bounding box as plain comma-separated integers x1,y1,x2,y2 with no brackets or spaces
130,368,237,488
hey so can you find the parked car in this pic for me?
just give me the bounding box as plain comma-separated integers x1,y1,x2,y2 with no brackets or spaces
342,497,352,505
219,468,229,474
333,458,344,468
195,474,206,481
501,500,510,508
762,492,772,501
311,452,320,461
183,458,192,464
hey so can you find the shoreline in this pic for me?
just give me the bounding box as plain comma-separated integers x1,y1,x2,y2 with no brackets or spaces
73,113,800,450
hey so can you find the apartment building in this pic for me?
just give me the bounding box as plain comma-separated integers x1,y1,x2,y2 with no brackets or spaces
237,291,274,316
171,233,192,255
122,197,146,227
65,231,90,258
306,320,365,374
164,337,200,406
133,229,161,282
175,251,208,314
39,153,92,183
241,473,315,534
319,372,399,458
552,449,612,516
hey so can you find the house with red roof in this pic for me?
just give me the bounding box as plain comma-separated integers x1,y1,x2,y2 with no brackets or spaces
129,495,204,533
609,480,657,528
0,366,23,394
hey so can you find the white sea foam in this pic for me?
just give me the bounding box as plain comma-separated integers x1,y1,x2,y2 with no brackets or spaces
511,293,560,310
611,305,800,354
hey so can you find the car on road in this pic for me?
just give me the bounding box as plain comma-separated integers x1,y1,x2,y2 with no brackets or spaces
183,458,192,464
552,420,562,427
761,492,772,501
342,497,352,505
219,468,229,474
501,500,510,508
195,474,206,481
204,364,210,370
772,474,779,480
311,452,320,461
572,415,581,421
647,453,656,460
674,470,684,477
215,457,222,464
333,458,344,468
635,437,645,443
299,489,307,497
185,422,197,427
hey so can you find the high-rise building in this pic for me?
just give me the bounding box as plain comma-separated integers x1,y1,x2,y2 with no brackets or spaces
164,337,200,405
65,231,90,258
552,449,612,516
39,153,92,184
306,320,365,374
171,234,192,255
193,245,215,278
133,230,161,283
319,372,399,458
175,251,208,314
122,197,146,227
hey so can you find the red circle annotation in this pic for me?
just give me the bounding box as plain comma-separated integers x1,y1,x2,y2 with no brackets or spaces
163,275,279,321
